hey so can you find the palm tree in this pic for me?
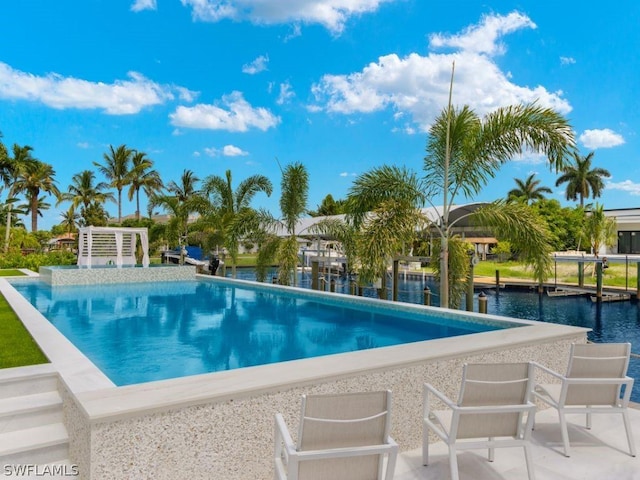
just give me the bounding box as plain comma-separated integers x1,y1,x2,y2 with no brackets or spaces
60,205,80,234
252,162,309,286
151,169,207,255
94,144,133,223
507,173,552,205
15,160,60,231
58,170,115,226
127,151,163,221
346,64,575,308
584,203,617,258
555,151,610,208
3,144,37,252
202,169,272,277
60,170,115,209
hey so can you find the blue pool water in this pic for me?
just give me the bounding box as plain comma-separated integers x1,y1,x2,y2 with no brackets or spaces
10,279,510,386
230,269,640,402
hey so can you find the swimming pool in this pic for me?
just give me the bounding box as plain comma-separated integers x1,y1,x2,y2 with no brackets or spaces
10,278,514,386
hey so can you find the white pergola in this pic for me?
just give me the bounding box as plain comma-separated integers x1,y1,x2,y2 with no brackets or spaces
77,226,150,268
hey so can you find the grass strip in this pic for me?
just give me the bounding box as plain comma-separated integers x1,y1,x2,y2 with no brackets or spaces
0,293,48,368
0,269,26,277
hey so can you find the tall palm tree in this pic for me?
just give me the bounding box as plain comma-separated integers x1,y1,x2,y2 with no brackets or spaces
346,64,575,308
3,144,37,252
167,169,199,203
127,151,163,221
555,151,610,208
202,169,272,277
15,160,60,231
94,144,133,223
507,173,552,205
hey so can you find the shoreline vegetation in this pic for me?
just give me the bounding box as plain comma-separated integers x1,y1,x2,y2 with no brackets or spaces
1,257,638,370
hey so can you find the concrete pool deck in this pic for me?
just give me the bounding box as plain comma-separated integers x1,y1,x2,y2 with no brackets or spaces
395,406,640,480
0,275,591,479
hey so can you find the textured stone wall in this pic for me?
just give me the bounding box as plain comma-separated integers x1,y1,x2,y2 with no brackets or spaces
83,335,583,480
40,265,196,286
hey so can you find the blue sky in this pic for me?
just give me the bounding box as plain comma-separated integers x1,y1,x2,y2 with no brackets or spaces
1,1,639,230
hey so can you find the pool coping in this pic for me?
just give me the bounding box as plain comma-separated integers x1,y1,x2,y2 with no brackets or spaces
1,275,589,424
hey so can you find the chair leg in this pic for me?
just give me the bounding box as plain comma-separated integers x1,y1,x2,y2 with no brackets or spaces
422,422,429,465
622,410,637,457
558,411,571,457
488,437,495,462
523,444,536,480
448,446,460,480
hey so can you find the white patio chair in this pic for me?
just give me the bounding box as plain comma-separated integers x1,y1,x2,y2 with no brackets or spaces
423,362,536,480
274,390,398,480
532,342,636,457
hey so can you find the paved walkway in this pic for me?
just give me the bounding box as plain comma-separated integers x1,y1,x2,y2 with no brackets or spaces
395,407,640,480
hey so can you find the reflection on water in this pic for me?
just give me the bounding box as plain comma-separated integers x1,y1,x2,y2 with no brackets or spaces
11,279,500,386
231,269,640,402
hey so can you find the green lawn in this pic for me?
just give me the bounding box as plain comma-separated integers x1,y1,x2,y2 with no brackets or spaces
0,269,26,277
0,293,48,369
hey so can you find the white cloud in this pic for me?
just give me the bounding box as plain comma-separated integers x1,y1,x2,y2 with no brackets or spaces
169,91,280,132
202,145,248,156
560,56,576,65
429,12,536,55
284,24,302,41
511,152,548,165
311,12,571,131
179,0,393,34
0,62,182,114
339,172,357,177
607,180,640,195
277,81,295,105
131,0,157,12
579,128,625,149
242,55,269,74
193,151,201,157
76,142,90,149
222,144,249,156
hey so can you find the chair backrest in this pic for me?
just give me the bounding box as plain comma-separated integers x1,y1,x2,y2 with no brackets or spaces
297,390,391,480
456,362,532,439
564,343,631,405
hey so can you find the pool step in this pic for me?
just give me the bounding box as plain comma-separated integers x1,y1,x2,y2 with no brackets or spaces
0,366,70,470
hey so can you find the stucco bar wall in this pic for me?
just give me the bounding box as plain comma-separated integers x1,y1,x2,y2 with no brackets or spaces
66,329,585,480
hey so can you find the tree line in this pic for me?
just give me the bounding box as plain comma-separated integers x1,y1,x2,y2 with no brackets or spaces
0,69,617,309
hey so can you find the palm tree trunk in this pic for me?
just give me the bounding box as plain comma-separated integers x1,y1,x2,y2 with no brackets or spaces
4,206,11,253
117,188,122,223
31,194,38,232
136,187,141,221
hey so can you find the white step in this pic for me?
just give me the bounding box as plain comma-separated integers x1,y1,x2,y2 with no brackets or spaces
0,392,63,433
0,423,68,466
0,368,58,400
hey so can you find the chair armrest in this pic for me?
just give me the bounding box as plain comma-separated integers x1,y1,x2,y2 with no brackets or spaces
274,413,297,462
531,361,565,381
424,383,456,411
